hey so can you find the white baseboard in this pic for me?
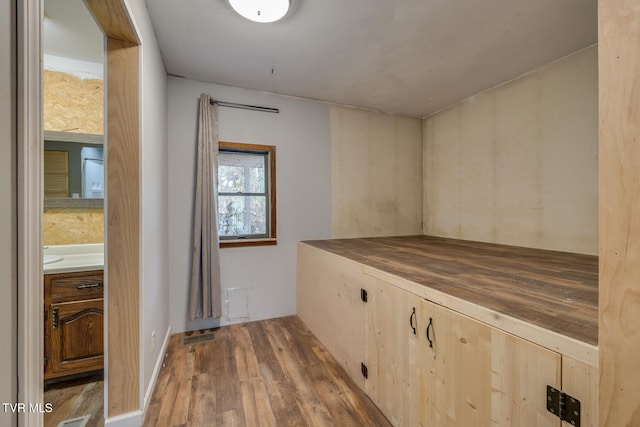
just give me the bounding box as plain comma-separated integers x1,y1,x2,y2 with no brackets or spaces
143,326,172,419
104,410,143,427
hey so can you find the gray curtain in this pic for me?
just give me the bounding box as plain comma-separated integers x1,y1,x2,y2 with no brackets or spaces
189,94,222,320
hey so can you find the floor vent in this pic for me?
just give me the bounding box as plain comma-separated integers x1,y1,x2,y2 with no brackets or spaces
182,331,216,346
57,415,90,427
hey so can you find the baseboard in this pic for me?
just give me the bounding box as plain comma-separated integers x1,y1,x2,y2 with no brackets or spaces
143,325,172,419
104,410,143,427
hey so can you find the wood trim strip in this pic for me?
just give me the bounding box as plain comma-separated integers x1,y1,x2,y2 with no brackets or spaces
84,0,138,44
220,239,277,249
105,37,140,417
598,0,640,423
44,130,103,145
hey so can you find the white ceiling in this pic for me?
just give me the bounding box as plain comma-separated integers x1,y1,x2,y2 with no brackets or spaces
44,0,103,63
44,0,598,117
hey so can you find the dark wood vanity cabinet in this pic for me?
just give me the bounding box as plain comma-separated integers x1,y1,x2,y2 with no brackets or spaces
44,270,104,380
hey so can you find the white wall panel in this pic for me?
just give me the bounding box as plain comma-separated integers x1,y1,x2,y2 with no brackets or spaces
168,78,332,332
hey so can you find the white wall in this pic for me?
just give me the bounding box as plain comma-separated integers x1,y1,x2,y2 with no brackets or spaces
43,54,103,79
0,0,17,425
330,106,423,237
424,46,598,254
123,0,170,414
168,78,332,332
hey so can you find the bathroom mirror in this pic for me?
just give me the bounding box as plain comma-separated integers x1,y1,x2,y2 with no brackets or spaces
44,130,104,200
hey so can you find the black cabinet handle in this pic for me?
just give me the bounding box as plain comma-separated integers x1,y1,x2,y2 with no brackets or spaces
409,307,417,335
426,317,434,348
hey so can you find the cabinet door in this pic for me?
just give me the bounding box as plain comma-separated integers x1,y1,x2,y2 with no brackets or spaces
297,244,366,387
47,298,104,377
365,277,427,426
424,300,562,427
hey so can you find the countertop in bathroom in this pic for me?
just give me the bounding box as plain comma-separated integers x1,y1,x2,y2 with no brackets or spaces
43,243,104,274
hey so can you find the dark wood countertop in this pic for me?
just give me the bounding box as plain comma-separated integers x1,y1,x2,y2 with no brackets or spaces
302,235,598,345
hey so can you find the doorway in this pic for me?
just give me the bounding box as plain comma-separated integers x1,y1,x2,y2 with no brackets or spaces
18,0,141,425
42,2,105,424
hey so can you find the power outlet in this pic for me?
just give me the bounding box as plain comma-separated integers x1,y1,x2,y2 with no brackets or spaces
151,330,156,355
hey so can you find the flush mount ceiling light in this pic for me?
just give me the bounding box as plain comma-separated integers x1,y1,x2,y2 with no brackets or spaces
229,0,290,23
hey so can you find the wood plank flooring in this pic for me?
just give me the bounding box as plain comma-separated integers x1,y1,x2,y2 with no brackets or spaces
44,373,104,427
303,235,598,344
144,316,391,427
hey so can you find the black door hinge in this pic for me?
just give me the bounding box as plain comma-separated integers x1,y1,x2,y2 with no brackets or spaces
361,363,368,379
547,385,580,426
360,289,368,303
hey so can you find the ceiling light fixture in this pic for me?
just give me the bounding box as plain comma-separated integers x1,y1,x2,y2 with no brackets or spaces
229,0,290,23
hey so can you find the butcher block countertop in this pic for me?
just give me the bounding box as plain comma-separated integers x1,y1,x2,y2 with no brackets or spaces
302,235,598,346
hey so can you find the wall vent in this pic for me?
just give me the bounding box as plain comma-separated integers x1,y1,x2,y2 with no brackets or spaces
57,415,90,427
182,331,216,346
225,287,250,321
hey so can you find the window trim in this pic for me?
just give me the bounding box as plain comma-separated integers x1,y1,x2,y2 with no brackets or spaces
218,141,276,248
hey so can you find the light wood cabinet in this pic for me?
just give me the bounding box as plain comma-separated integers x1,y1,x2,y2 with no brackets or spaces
44,270,104,380
424,291,561,426
364,276,426,426
297,242,598,427
297,243,367,388
365,276,561,427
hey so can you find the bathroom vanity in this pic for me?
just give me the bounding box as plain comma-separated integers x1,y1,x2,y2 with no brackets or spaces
43,244,104,380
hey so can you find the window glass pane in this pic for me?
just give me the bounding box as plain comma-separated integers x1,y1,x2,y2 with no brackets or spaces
218,195,267,237
218,152,265,193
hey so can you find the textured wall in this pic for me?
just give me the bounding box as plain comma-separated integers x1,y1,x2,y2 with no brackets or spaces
43,68,105,246
44,69,103,134
330,106,423,238
423,46,598,255
43,207,104,245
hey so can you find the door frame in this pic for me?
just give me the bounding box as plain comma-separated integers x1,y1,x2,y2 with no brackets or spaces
17,0,141,424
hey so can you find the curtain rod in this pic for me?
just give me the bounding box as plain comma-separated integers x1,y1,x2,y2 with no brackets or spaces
209,98,279,114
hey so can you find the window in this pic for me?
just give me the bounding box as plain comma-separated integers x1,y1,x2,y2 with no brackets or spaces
217,141,276,247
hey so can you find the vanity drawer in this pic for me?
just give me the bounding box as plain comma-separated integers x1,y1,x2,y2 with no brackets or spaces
47,270,104,302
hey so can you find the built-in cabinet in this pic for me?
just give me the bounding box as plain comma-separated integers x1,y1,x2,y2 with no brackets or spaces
297,242,598,427
365,276,561,426
44,270,104,380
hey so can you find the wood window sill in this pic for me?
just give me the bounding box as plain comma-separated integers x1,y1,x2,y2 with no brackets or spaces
220,238,277,249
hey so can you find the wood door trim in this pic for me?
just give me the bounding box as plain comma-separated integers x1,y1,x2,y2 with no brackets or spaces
598,0,640,423
81,0,142,419
84,0,138,44
19,0,142,424
103,36,140,417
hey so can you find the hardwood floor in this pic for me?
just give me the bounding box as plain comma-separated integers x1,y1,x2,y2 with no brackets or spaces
144,316,391,427
44,373,104,427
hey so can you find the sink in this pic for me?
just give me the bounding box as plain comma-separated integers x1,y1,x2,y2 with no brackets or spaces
43,254,64,265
